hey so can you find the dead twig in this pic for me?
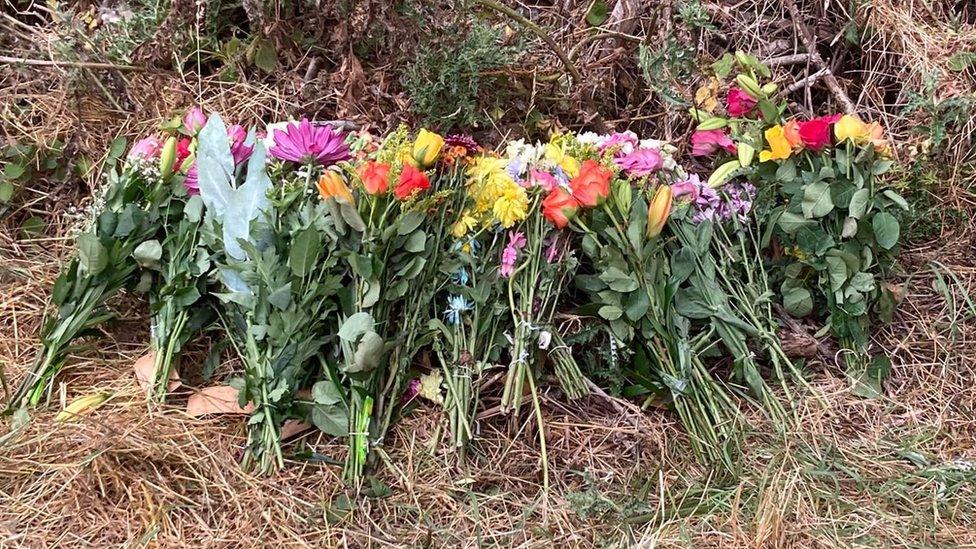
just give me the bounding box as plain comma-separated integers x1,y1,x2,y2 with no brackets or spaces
780,0,857,113
0,55,146,72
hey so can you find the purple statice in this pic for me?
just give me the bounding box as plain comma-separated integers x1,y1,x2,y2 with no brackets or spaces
499,230,526,278
683,172,757,224
269,119,350,165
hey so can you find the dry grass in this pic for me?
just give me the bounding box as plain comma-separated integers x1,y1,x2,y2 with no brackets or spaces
3,2,976,547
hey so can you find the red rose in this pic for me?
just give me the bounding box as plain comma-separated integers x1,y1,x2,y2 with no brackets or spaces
394,163,430,200
359,161,391,195
726,87,757,117
542,187,579,229
569,159,612,207
797,118,831,151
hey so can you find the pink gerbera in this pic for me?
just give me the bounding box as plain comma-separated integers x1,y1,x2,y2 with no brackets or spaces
269,119,350,165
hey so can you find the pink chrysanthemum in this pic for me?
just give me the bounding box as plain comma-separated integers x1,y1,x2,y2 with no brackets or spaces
269,119,350,165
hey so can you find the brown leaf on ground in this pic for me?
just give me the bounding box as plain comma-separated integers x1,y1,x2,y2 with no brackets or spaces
186,386,255,417
133,351,182,395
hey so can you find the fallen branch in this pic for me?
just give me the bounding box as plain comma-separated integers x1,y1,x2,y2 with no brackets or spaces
784,67,829,94
765,53,812,67
780,0,856,113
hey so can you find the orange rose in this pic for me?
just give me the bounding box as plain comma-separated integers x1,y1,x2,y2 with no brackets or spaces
317,170,354,205
394,163,430,200
541,187,579,229
358,161,391,195
569,159,612,207
783,119,802,149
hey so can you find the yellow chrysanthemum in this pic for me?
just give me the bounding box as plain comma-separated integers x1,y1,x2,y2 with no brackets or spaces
452,211,478,238
492,185,529,228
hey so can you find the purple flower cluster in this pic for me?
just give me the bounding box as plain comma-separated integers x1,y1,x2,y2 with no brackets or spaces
681,174,755,224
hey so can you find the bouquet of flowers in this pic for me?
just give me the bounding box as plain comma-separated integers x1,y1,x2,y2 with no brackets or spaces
690,52,903,395
11,136,172,409
196,116,348,473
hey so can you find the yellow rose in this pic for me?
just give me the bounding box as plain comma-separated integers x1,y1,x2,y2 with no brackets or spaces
412,129,445,168
834,114,868,144
759,125,792,162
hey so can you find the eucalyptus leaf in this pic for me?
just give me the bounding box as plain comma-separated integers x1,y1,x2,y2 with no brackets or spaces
133,239,162,269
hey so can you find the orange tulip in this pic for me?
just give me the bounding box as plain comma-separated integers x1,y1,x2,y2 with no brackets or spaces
318,170,355,205
646,184,673,238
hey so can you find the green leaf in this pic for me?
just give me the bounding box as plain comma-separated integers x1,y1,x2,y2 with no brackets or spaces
403,230,427,253
847,188,870,219
20,216,44,238
872,212,900,250
826,255,849,292
268,283,292,310
0,181,14,203
712,53,735,79
184,195,204,223
338,312,373,341
882,189,909,211
351,331,385,373
947,52,976,72
309,402,348,437
312,380,344,406
133,239,162,270
782,287,813,317
599,266,639,293
598,305,623,321
778,211,814,234
397,211,425,236
3,162,26,180
108,137,128,161
871,159,893,175
801,181,834,218
288,228,322,277
251,37,278,73
77,233,108,275
586,0,609,26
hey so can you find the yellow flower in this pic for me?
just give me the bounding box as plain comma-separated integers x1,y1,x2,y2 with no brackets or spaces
412,129,445,168
545,142,580,178
452,211,477,238
834,114,868,144
492,185,528,228
759,125,792,162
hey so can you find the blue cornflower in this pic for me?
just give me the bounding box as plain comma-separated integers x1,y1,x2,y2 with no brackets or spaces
444,295,473,325
451,268,471,285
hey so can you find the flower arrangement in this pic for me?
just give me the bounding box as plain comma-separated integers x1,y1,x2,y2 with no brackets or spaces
15,63,909,486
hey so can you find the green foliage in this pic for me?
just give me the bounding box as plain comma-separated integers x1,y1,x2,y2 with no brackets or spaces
903,76,976,149
401,22,518,129
764,143,905,367
637,0,714,107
